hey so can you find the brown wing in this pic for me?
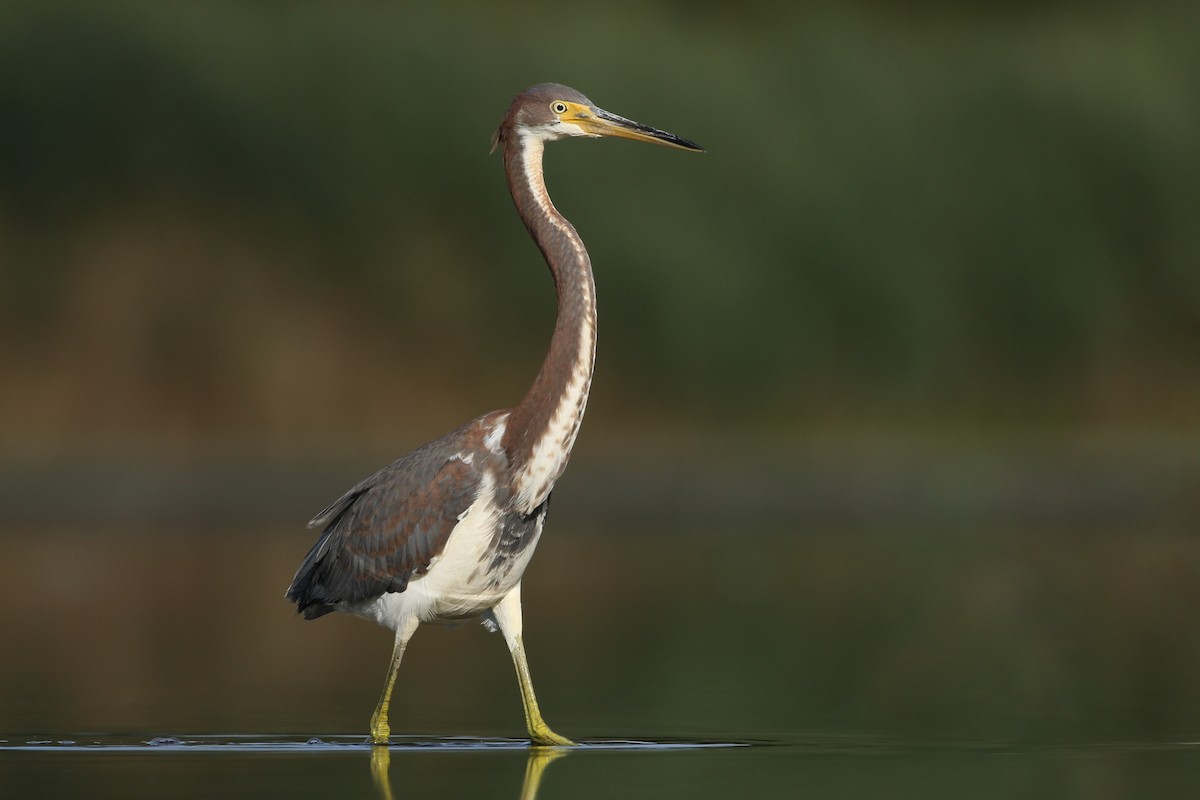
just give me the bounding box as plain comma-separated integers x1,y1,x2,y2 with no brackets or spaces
285,428,488,620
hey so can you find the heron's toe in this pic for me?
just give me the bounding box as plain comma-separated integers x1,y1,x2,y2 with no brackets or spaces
529,724,576,747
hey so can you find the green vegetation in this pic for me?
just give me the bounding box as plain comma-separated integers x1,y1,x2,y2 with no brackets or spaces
2,1,1197,449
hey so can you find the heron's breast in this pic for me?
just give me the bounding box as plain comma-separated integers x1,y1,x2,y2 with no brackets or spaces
402,482,545,623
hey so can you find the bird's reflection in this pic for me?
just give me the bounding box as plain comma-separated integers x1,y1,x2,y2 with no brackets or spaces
370,747,395,800
516,748,569,800
371,744,569,800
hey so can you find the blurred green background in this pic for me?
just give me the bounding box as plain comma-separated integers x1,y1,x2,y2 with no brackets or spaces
3,0,1197,455
2,2,1200,791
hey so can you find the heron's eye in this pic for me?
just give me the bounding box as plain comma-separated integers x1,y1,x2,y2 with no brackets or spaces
551,101,568,115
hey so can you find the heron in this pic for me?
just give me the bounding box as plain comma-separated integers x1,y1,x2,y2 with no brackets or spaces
285,83,702,747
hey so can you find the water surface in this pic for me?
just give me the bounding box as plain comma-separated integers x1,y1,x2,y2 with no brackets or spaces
3,522,1199,797
4,732,1200,799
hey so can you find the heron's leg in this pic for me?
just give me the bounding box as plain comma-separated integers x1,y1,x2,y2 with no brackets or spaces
369,617,418,746
492,585,576,747
511,637,576,746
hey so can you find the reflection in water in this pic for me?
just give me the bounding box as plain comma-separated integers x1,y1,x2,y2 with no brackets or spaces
4,735,1200,798
370,747,395,800
518,748,569,800
370,744,568,800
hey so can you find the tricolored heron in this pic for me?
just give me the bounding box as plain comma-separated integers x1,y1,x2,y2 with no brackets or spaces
286,83,701,746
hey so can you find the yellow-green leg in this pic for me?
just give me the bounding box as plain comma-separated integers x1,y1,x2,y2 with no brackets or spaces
510,633,576,746
369,629,412,745
493,584,575,747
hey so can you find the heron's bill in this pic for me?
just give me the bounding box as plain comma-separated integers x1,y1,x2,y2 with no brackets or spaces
582,107,703,152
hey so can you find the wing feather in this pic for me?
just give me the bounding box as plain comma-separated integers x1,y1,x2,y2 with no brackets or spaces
285,431,488,619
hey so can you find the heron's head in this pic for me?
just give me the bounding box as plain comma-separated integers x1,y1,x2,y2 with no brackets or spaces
491,82,703,154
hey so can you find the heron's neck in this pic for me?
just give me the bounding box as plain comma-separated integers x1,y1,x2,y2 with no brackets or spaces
500,132,597,514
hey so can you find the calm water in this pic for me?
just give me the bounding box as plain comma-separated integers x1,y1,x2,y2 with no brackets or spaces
3,519,1199,797
3,734,1200,798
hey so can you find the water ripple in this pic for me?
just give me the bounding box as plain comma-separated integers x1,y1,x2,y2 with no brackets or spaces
0,733,755,753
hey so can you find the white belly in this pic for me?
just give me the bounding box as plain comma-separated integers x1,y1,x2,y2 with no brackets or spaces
345,474,544,632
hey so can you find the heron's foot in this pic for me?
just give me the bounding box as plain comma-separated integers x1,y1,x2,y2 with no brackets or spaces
369,710,391,746
528,720,576,747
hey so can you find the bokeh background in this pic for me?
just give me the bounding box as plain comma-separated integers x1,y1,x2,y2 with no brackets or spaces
2,0,1199,774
